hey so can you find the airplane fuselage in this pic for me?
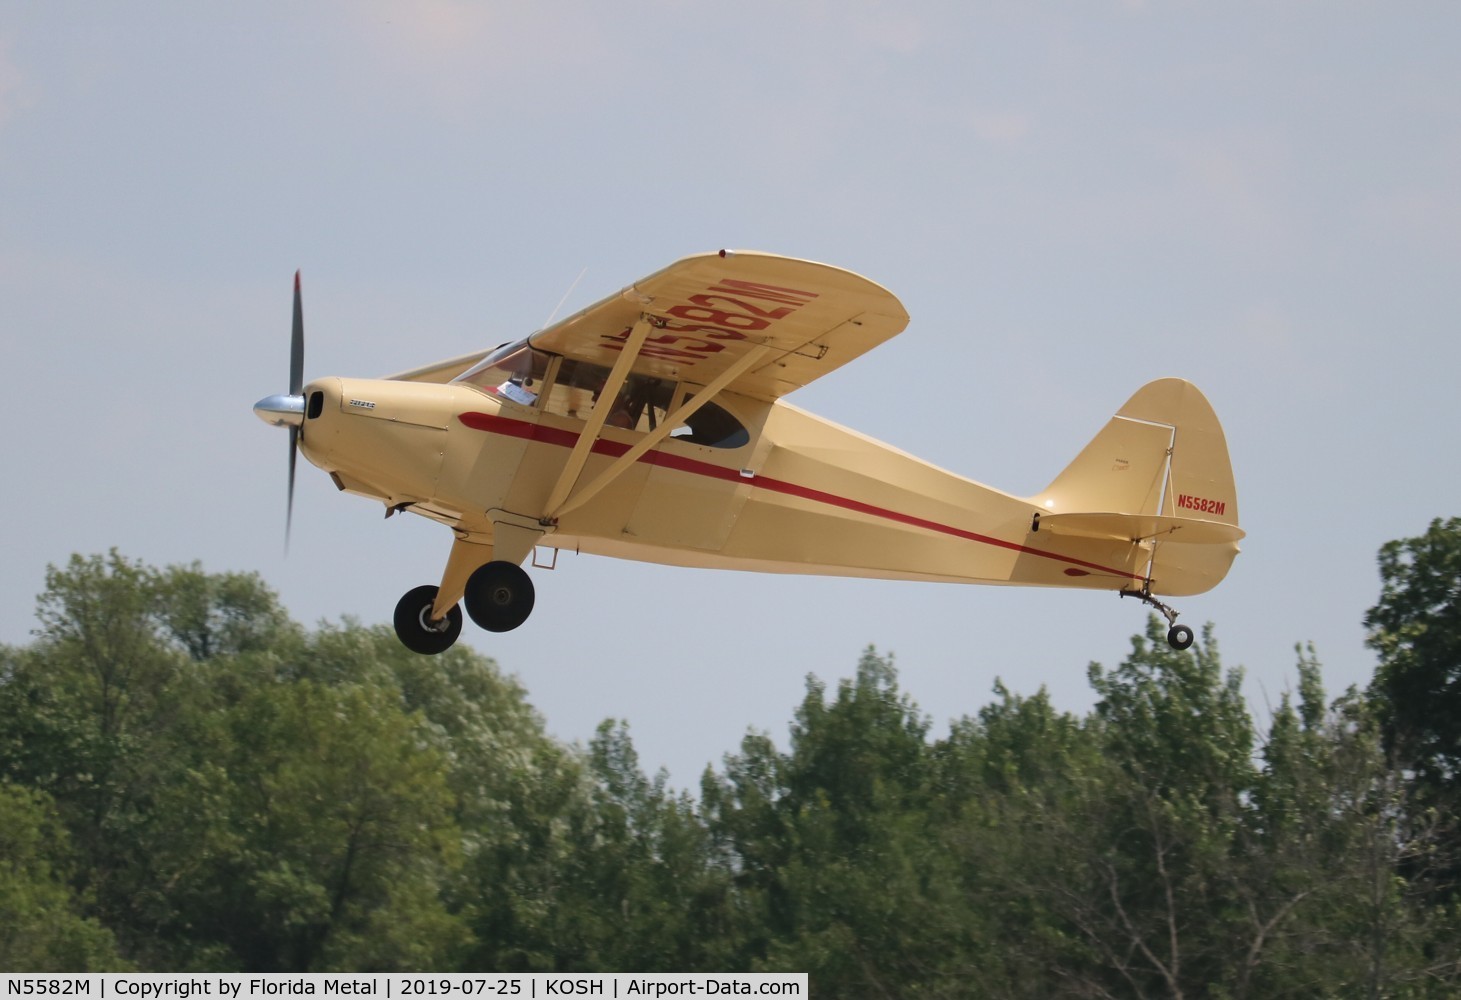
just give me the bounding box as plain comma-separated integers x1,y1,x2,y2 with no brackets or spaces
298,374,1153,594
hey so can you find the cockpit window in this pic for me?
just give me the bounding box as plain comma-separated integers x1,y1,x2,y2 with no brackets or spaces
456,344,749,448
453,341,550,407
672,399,750,449
541,359,677,433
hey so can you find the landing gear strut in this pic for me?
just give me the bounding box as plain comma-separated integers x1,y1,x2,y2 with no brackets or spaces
1119,582,1194,651
393,560,536,654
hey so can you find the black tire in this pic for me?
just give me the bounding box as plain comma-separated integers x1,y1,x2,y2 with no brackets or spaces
1167,623,1195,651
464,561,536,632
393,585,463,655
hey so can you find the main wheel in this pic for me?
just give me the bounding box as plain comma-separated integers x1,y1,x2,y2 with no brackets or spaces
393,585,463,655
464,561,536,632
1167,623,1195,651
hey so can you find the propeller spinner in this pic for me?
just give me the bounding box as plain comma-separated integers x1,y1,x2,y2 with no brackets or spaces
252,271,306,544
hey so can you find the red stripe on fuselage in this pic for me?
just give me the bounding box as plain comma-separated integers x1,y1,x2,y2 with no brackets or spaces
456,411,1139,581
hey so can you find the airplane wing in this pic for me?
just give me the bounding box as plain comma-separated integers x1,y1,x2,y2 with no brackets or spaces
528,250,909,400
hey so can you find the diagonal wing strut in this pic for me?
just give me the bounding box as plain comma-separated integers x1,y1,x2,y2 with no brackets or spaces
539,316,654,520
540,323,773,524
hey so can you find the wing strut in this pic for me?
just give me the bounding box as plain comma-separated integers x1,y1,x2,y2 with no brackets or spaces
546,343,774,523
539,316,654,520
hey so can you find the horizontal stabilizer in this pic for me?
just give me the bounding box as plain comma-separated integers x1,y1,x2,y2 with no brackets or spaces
1032,511,1245,545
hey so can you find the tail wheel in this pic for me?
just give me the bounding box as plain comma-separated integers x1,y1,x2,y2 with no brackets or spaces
1167,624,1195,651
1121,583,1195,653
394,585,463,655
464,561,536,632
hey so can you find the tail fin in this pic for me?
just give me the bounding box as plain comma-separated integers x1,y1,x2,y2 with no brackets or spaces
1030,378,1242,596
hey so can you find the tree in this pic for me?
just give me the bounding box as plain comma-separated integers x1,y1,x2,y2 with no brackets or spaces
1,552,195,951
942,622,1439,999
165,677,467,971
29,551,176,743
932,681,1108,997
704,649,970,994
10,546,1461,988
971,620,1258,998
155,562,299,662
498,720,739,972
1365,516,1461,787
0,782,125,970
1,555,483,970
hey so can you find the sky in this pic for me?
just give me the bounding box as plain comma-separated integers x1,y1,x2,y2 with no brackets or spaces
3,2,1459,786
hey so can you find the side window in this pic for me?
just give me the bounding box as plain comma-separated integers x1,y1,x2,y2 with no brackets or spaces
617,374,677,433
541,361,675,434
534,359,750,449
672,400,750,449
540,359,615,421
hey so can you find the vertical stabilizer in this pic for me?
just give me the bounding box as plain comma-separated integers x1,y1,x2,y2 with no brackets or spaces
1030,378,1241,596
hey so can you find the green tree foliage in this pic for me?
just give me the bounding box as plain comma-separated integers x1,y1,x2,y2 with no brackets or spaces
706,627,1461,997
504,720,737,972
156,677,467,971
0,781,125,970
707,650,987,994
2,552,195,957
157,561,300,662
0,553,578,971
1366,516,1461,787
5,545,1461,992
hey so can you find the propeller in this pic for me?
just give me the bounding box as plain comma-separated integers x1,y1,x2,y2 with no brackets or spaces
253,271,307,547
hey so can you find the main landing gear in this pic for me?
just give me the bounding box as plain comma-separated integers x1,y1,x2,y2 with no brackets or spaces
393,585,463,655
1119,582,1195,651
392,560,536,655
463,560,536,633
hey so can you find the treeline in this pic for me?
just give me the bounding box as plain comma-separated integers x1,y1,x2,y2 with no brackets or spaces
3,520,1461,996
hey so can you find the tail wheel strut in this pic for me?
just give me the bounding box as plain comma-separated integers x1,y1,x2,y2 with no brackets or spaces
1119,581,1194,651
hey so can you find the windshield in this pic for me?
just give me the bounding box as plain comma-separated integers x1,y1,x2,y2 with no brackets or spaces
453,341,550,406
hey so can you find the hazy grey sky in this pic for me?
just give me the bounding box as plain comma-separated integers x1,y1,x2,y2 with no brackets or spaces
3,2,1458,784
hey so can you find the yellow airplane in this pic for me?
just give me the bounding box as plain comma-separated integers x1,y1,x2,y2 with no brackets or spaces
254,251,1242,654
